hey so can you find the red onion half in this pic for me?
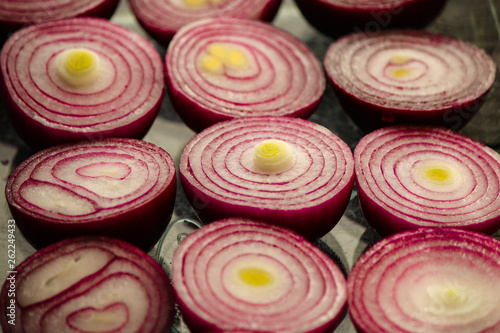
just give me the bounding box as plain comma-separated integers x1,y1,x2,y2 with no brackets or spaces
179,116,354,240
5,138,176,251
348,228,500,333
172,218,347,333
354,126,500,236
294,0,448,38
0,237,175,333
0,18,164,150
324,30,496,132
165,18,325,133
0,0,119,36
128,0,282,45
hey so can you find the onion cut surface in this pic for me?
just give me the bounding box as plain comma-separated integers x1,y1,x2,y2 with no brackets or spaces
179,116,355,240
0,0,119,36
166,18,325,133
128,0,282,45
294,0,448,38
0,18,164,150
324,30,496,131
0,237,175,333
354,126,500,236
5,138,176,250
347,228,500,333
172,218,347,333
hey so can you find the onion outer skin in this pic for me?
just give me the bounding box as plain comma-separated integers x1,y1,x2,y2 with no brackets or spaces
5,138,176,251
172,218,347,333
128,0,282,45
165,18,325,133
0,236,176,333
0,0,120,37
347,228,500,333
294,0,448,38
0,18,164,151
324,30,496,132
354,125,500,236
179,116,355,240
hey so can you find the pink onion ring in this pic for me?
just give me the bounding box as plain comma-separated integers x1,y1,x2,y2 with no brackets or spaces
165,17,325,133
324,30,496,131
354,125,500,236
348,228,500,333
5,138,176,250
0,18,164,150
172,218,347,333
128,0,282,45
179,116,354,240
294,0,448,38
0,0,119,36
0,237,175,333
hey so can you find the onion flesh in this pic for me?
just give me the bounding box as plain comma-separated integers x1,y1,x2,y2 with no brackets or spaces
179,116,354,240
5,138,176,251
172,218,347,333
0,17,164,150
348,228,500,333
165,17,325,133
324,30,496,132
0,237,175,333
294,0,448,38
128,0,282,45
354,125,500,236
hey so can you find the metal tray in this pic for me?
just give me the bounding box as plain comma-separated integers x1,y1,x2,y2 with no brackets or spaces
1,0,499,332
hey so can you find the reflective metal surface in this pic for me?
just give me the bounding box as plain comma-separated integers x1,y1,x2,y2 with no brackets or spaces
1,0,499,332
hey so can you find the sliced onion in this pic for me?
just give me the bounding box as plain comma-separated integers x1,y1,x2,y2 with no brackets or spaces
294,0,448,38
165,17,325,133
324,30,496,132
172,218,347,333
0,18,164,150
128,0,282,45
0,237,175,333
5,138,176,250
179,116,354,240
348,228,500,333
354,125,500,236
0,0,119,36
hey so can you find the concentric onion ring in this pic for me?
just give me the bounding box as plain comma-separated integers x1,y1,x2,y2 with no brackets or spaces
0,18,164,150
0,237,175,333
324,30,496,131
354,126,500,236
294,0,448,38
128,0,282,45
0,0,119,36
166,18,325,133
172,218,347,333
348,228,500,333
5,138,176,250
179,116,354,240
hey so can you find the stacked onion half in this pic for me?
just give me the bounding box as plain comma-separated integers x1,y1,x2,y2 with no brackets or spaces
0,0,119,36
348,228,500,332
0,18,164,150
294,0,448,38
166,18,325,132
325,30,496,131
354,126,500,236
172,218,347,333
128,0,282,45
179,116,354,240
5,138,176,251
